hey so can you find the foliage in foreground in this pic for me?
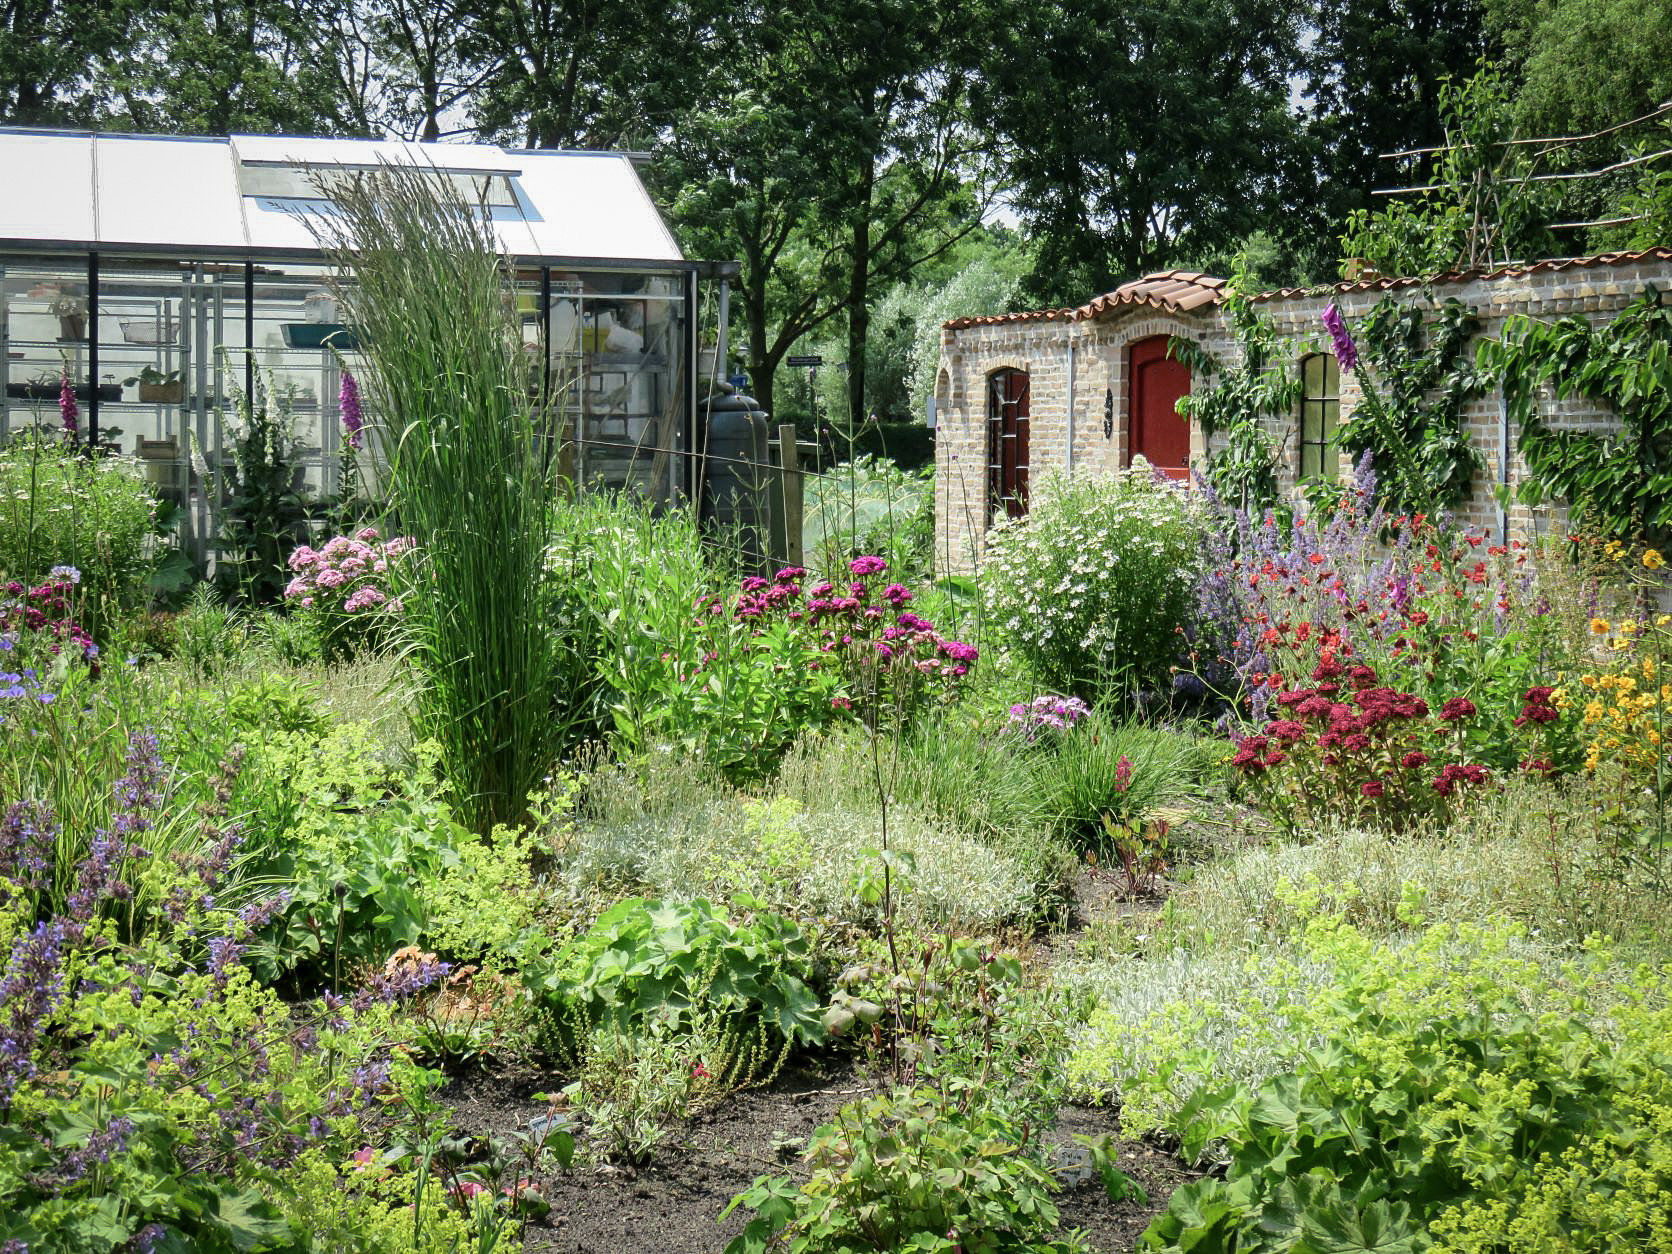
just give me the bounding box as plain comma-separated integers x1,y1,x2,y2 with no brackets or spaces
0,735,456,1253
1143,914,1672,1253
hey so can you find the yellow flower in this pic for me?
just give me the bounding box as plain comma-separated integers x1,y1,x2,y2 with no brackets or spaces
1581,674,1598,689
1659,615,1672,628
1611,637,1631,651
1584,700,1605,724
1645,549,1666,570
1620,619,1638,635
1590,617,1611,635
1650,730,1663,747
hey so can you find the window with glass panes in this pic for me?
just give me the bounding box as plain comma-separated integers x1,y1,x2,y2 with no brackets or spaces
1298,353,1340,479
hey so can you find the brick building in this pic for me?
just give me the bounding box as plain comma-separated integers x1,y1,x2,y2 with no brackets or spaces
932,248,1672,573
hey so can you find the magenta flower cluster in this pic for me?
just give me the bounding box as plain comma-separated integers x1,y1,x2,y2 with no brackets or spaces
700,555,978,716
285,527,412,615
339,367,365,451
58,373,78,437
1,571,97,668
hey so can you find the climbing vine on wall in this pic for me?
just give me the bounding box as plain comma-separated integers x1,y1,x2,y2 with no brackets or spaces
1171,262,1301,516
1339,295,1485,517
1480,286,1672,550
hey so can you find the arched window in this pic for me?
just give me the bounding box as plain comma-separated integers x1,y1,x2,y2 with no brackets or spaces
987,368,1029,518
1299,353,1341,480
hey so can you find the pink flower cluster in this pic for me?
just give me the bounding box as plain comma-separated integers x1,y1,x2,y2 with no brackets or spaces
284,527,412,616
0,574,96,666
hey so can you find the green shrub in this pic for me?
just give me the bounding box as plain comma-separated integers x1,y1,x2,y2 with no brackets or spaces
566,761,1042,933
543,492,716,753
1030,710,1212,850
0,434,156,623
247,731,541,980
802,456,934,581
1142,916,1672,1253
776,723,1080,921
170,583,249,677
526,896,824,1048
0,741,454,1253
982,465,1206,698
724,938,1132,1254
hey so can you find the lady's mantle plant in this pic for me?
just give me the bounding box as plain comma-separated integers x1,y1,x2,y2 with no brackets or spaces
0,733,446,1252
984,466,1205,700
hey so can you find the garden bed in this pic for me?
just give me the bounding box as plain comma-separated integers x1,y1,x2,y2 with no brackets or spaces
439,1062,1192,1253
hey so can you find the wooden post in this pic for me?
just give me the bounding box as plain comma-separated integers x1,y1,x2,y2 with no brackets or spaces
778,422,804,568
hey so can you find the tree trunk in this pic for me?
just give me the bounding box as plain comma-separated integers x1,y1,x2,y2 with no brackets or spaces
845,160,874,432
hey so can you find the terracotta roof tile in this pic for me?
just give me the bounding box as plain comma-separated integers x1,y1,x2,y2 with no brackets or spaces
941,249,1672,332
1250,247,1672,304
942,270,1229,330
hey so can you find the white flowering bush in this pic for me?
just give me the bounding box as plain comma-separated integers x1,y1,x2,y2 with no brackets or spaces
0,434,156,617
982,463,1206,698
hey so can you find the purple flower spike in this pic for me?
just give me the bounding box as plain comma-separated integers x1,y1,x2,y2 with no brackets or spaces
339,367,364,451
1322,303,1358,372
59,373,78,436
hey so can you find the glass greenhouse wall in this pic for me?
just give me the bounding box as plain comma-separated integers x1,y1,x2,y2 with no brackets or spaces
0,130,698,566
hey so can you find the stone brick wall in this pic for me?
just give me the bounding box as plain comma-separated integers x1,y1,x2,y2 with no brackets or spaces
935,255,1672,574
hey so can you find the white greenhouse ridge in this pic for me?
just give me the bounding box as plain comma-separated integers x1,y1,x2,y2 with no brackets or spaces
0,129,683,264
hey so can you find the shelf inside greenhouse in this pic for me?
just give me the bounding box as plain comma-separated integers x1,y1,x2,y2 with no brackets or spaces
0,128,700,567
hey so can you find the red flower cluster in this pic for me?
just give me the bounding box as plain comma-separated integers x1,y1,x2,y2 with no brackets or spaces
1230,652,1491,830
1514,686,1559,727
1,575,96,666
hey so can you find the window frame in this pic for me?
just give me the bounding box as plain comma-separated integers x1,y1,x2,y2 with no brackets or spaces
1298,352,1341,481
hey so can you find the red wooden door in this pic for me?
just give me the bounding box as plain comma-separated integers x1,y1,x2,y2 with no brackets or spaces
987,369,1030,517
1128,336,1191,480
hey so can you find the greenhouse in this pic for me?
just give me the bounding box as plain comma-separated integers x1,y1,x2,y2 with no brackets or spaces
0,128,699,562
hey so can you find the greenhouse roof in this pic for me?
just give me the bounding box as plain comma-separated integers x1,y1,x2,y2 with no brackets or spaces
0,129,685,265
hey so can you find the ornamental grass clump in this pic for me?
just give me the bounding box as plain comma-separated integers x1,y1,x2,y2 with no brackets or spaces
983,464,1206,700
314,163,585,832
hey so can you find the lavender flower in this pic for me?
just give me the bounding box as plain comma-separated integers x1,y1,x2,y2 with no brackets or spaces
339,367,364,451
1321,303,1358,372
56,1116,134,1185
0,920,70,1111
0,801,56,898
58,373,78,436
237,890,292,930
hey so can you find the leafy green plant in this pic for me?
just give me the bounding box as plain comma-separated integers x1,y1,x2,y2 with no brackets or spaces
0,740,451,1253
170,582,247,677
215,364,313,603
559,999,792,1165
1338,295,1485,516
1482,286,1672,550
723,1089,1098,1254
0,432,157,630
1141,915,1672,1254
315,162,590,833
526,896,824,1048
1173,258,1302,516
726,938,1134,1254
1030,710,1208,852
248,732,540,982
803,455,935,582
